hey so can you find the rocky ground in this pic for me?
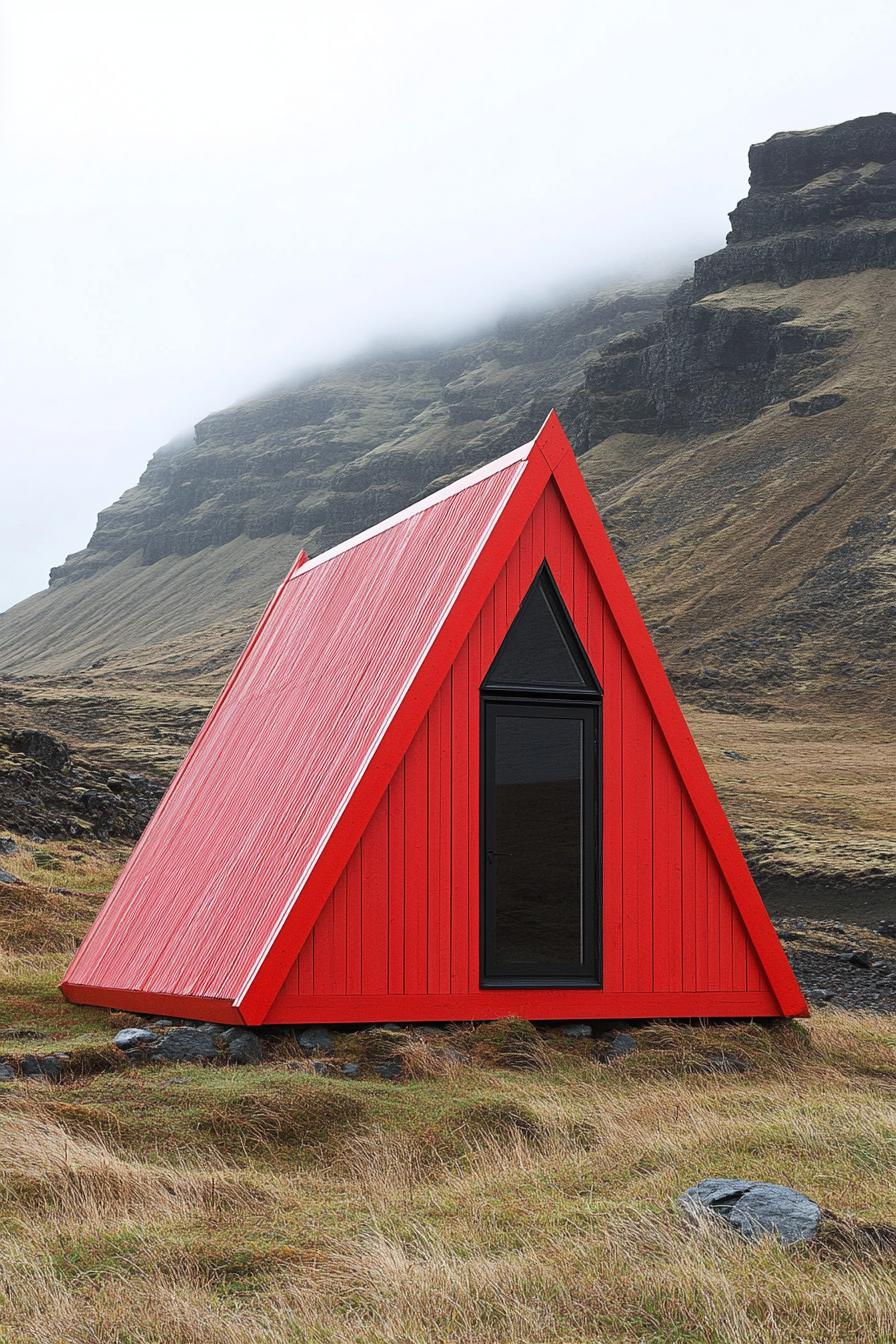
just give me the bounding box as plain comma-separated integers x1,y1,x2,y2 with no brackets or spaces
0,726,163,841
777,917,896,1012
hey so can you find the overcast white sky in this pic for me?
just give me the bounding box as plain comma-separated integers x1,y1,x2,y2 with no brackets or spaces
2,1,894,612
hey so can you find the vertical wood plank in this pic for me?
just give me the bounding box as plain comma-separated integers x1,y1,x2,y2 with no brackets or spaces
493,560,507,650
622,662,653,990
427,695,442,993
345,846,362,994
694,827,710,990
297,926,314,996
451,639,470,994
361,793,389,994
312,889,334,995
706,855,721,992
403,722,427,993
505,533,521,619
330,870,347,994
651,733,681,993
468,609,482,991
746,939,765,992
518,512,534,593
438,678,452,992
681,800,698,992
718,867,734,991
602,612,624,991
388,759,405,995
557,491,574,596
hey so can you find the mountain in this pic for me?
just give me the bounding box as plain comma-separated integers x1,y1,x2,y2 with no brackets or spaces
0,113,894,899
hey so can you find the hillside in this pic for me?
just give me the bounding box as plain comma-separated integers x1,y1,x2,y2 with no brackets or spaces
0,113,894,896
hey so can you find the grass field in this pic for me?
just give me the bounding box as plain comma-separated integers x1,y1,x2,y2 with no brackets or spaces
0,842,894,1343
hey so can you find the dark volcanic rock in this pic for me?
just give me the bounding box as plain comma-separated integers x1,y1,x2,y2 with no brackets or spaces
0,727,164,841
789,392,847,416
6,729,70,772
222,1029,264,1064
19,1054,65,1082
150,1027,218,1064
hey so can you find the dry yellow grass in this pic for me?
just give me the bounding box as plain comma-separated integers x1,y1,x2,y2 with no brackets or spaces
0,1005,893,1343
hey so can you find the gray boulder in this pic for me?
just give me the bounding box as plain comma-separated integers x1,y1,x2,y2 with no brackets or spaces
222,1029,264,1065
679,1178,821,1244
0,837,17,855
150,1027,218,1064
0,1062,15,1082
561,1022,592,1038
113,1027,157,1049
299,1026,333,1055
604,1031,637,1059
0,868,21,885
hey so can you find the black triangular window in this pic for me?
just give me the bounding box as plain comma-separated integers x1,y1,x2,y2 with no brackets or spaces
484,566,597,691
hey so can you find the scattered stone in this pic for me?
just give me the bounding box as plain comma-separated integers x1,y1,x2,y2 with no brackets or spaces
0,1062,15,1082
113,1027,157,1049
416,1025,445,1036
679,1178,821,1245
19,1054,64,1082
788,392,847,416
195,1022,226,1036
0,837,17,855
561,1022,592,1038
310,1060,332,1075
695,1052,750,1075
150,1027,218,1064
602,1031,638,1059
0,868,21,885
878,921,896,940
723,749,749,761
840,949,872,968
151,1018,174,1028
222,1029,264,1065
342,1062,360,1077
299,1026,333,1055
374,1061,403,1080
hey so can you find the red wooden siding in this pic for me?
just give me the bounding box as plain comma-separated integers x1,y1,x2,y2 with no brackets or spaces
268,482,776,1022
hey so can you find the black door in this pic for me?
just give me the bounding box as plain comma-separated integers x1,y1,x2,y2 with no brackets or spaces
481,565,601,987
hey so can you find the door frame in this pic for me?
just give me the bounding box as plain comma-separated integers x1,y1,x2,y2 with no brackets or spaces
480,693,602,988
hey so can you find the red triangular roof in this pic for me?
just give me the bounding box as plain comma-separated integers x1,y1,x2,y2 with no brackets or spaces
63,413,806,1022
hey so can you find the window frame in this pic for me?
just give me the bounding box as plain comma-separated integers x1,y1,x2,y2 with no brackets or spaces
480,564,602,989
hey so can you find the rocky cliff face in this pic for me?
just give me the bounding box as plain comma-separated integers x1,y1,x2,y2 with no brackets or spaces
45,289,668,590
565,113,896,451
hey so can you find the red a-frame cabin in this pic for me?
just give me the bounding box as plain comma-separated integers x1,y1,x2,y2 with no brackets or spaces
62,413,807,1025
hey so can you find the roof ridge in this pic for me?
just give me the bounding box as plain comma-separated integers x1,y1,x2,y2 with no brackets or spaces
290,439,534,578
